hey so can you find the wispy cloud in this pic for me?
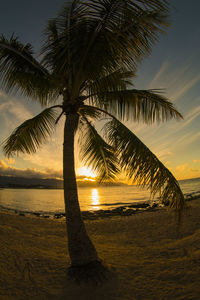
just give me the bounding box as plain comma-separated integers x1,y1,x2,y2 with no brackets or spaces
0,159,63,179
171,73,200,101
146,103,200,147
147,58,200,104
0,99,32,121
0,98,33,142
184,132,200,146
156,149,174,161
174,132,191,145
174,131,200,148
148,61,169,89
182,104,200,127
23,146,63,171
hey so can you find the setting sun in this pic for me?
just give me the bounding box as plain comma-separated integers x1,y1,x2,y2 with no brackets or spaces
77,167,97,179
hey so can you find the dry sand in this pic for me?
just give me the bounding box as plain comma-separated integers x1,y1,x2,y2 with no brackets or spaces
0,199,200,300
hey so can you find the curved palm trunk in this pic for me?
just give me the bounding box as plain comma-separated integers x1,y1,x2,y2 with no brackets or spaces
63,113,99,266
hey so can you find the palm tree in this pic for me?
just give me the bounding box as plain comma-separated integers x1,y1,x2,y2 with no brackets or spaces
0,0,184,278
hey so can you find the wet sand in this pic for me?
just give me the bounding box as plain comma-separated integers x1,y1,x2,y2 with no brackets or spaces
0,199,200,299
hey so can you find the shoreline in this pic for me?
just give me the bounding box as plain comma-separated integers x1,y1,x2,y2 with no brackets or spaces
0,184,199,221
0,201,159,220
0,194,199,221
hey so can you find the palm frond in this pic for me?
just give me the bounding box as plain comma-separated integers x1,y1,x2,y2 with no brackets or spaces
85,68,135,98
78,113,119,181
81,105,184,211
41,1,88,81
41,0,169,95
78,105,102,120
0,35,59,105
103,118,185,211
80,0,169,70
3,107,60,156
90,88,183,123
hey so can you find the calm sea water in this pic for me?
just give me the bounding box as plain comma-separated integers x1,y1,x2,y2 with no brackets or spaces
0,178,199,214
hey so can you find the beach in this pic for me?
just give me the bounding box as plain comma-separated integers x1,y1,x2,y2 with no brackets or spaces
0,199,200,300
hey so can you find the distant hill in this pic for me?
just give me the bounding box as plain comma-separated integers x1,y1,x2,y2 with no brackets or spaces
0,175,127,188
0,175,63,189
178,177,200,183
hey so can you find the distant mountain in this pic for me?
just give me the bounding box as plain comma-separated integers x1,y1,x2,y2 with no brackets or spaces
0,175,127,188
179,177,200,183
0,175,63,189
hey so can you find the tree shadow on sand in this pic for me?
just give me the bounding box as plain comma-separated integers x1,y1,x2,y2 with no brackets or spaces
59,266,119,300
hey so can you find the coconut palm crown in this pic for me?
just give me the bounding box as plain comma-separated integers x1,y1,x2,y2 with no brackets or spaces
0,0,185,271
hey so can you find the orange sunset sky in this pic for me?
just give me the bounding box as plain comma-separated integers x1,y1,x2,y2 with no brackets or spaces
0,0,200,182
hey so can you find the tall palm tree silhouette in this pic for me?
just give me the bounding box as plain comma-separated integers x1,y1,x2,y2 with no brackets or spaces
0,0,184,277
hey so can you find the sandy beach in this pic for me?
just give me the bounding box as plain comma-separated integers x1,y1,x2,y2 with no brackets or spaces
0,199,200,300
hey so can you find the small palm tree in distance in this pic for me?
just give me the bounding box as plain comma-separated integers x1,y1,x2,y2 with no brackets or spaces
0,0,184,281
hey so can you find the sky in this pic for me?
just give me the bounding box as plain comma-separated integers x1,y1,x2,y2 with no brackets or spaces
0,0,200,181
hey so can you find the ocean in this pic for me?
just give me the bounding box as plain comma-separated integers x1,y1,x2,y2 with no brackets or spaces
0,178,199,214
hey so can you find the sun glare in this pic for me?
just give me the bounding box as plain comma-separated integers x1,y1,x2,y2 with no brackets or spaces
77,167,97,178
91,189,100,207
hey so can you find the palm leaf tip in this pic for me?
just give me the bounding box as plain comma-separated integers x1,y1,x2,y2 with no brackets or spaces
3,107,58,157
103,117,185,211
0,34,58,105
92,88,183,124
159,180,185,210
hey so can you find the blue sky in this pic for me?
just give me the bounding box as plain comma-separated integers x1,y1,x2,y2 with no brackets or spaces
0,0,200,180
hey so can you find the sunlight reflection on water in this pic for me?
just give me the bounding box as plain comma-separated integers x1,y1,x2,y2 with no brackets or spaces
91,188,100,209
